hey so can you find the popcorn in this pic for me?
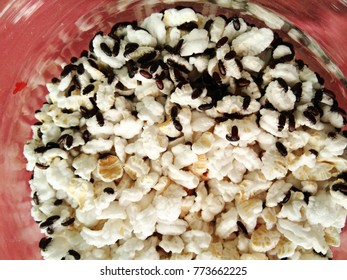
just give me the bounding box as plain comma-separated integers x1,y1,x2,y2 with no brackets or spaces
250,225,281,252
96,155,123,182
192,132,214,154
232,27,274,56
182,230,212,254
24,7,347,260
156,219,188,235
215,207,238,238
180,29,209,56
163,8,198,27
124,155,150,180
114,117,143,139
168,164,199,189
81,138,113,154
266,180,292,207
263,80,296,111
81,219,132,248
159,236,184,254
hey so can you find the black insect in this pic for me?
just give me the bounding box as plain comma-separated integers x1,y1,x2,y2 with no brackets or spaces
216,36,228,48
100,42,112,56
275,141,288,156
39,237,52,251
278,112,286,131
68,249,81,260
103,188,115,194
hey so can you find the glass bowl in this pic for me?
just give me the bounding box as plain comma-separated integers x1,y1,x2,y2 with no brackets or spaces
0,0,346,259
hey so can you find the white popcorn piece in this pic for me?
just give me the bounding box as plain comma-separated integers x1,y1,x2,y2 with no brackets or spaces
232,27,274,56
239,171,272,200
154,194,182,222
112,237,144,260
168,164,199,189
123,155,150,180
163,8,198,27
156,219,188,235
159,236,184,254
273,44,292,60
306,190,347,228
261,147,288,181
266,180,292,207
277,191,306,222
81,219,132,248
263,80,296,111
141,13,166,45
191,111,215,132
81,138,113,154
180,29,209,56
223,17,248,40
270,236,297,259
208,179,240,203
201,193,225,222
250,225,281,252
136,96,164,126
236,196,263,231
182,230,212,254
92,35,126,69
215,207,238,238
126,26,157,47
241,56,265,72
233,147,262,172
192,132,214,155
72,153,98,181
114,117,143,139
268,63,300,85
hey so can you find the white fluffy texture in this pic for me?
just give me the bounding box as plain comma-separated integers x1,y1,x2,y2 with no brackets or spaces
306,190,347,228
214,115,261,147
233,147,262,172
241,56,265,72
273,45,292,59
126,26,157,47
268,64,300,85
191,111,215,132
156,219,188,235
182,230,212,254
159,236,184,253
126,126,168,160
266,180,292,207
136,96,164,126
215,207,238,238
236,197,263,231
232,27,274,56
172,144,198,168
264,80,296,111
114,117,143,139
92,35,126,69
168,164,199,189
259,109,289,138
192,132,214,154
261,147,288,180
163,8,198,27
72,153,98,181
141,13,166,45
181,29,209,56
81,219,132,248
24,7,347,260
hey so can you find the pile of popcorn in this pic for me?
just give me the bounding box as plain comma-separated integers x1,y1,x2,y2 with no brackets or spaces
24,7,347,260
